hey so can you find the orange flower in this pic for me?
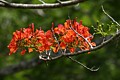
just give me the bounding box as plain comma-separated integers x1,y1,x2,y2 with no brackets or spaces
45,30,53,39
13,30,24,41
8,19,96,55
8,40,18,55
69,48,75,53
21,49,26,55
64,20,71,29
28,48,33,53
54,24,65,35
52,45,59,53
60,42,66,49
61,30,76,43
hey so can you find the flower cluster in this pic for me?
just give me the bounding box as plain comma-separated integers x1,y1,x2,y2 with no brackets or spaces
8,19,96,55
53,19,96,53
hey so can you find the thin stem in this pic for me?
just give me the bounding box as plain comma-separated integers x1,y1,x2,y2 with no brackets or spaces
57,0,62,4
39,0,46,4
68,56,99,71
101,5,120,27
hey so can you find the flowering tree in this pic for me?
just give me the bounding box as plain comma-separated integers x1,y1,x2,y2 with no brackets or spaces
0,0,120,77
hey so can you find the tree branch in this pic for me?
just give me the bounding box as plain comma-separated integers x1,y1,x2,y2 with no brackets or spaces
0,0,86,9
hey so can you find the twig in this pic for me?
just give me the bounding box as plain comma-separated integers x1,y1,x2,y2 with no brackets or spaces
101,5,120,27
57,0,62,4
68,56,99,71
39,0,46,4
39,49,53,60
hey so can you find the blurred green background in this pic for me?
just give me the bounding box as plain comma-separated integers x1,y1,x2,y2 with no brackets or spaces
0,0,120,80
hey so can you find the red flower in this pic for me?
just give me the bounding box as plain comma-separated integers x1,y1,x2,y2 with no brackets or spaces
21,49,26,55
54,24,65,35
28,48,33,53
8,19,96,55
64,20,71,29
69,48,75,53
60,42,66,49
12,30,24,41
52,44,59,53
61,30,76,43
8,39,18,55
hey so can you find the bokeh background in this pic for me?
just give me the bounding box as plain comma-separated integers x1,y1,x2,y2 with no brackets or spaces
0,0,120,80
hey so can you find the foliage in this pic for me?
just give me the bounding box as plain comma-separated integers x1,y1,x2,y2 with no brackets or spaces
92,21,119,36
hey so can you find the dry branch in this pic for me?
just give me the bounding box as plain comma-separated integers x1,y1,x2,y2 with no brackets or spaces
0,0,86,9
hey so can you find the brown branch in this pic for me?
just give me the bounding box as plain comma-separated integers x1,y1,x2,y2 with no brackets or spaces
0,0,86,9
